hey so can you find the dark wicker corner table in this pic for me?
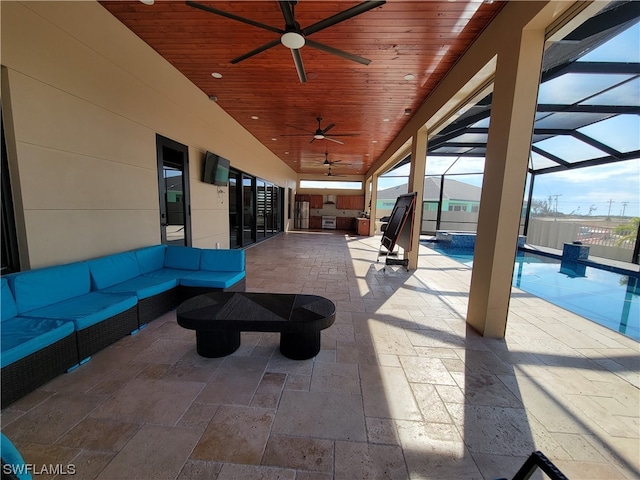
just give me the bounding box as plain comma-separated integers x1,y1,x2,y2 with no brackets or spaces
176,292,336,360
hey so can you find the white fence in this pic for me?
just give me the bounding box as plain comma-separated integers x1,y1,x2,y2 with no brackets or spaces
526,217,636,263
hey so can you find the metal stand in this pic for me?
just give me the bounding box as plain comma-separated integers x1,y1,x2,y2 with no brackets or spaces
376,193,417,273
494,451,569,480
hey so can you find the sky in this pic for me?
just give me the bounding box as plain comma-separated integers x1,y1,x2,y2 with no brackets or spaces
379,20,640,218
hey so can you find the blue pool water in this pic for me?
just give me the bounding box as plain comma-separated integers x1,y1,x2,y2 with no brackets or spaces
428,245,640,341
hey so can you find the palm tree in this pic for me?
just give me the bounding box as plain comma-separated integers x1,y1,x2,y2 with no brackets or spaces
614,217,639,247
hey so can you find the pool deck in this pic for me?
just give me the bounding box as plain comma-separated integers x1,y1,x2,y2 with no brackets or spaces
1,231,638,480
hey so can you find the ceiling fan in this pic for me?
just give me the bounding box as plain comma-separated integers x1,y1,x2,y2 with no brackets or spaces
319,150,350,176
185,0,386,83
325,165,347,177
321,150,350,166
282,117,359,144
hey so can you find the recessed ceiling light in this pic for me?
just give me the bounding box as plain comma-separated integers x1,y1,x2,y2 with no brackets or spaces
383,118,390,122
365,153,370,157
372,140,378,143
272,138,277,141
285,151,289,155
403,73,415,81
211,72,222,79
251,116,259,120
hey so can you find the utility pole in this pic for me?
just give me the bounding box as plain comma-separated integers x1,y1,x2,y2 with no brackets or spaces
620,201,628,217
606,199,615,219
549,194,562,216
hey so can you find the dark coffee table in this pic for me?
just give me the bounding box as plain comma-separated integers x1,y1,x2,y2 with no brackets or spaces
176,292,336,360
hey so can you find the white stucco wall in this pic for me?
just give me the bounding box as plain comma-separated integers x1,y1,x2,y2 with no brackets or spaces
0,1,297,268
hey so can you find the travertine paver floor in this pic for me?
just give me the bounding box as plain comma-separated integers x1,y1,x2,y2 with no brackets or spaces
1,231,638,479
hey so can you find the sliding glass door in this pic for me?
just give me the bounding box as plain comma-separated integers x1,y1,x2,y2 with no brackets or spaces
242,174,256,246
228,168,284,248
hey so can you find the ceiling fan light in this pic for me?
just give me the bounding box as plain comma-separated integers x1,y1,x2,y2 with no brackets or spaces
281,31,305,50
314,133,325,140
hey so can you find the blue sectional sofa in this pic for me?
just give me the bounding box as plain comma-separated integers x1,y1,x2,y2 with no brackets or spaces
1,245,245,408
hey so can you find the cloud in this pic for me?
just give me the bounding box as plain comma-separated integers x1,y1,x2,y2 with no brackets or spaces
551,161,639,183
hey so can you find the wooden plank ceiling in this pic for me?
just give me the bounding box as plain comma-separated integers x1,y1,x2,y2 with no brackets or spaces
99,1,503,176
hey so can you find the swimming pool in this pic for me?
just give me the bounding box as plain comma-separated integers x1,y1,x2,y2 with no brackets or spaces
427,244,640,341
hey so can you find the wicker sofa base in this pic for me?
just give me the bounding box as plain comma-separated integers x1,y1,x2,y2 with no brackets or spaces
1,334,79,409
76,305,139,361
137,288,180,327
179,277,246,302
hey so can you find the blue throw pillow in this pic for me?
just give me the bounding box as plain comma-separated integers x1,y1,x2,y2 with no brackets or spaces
1,278,18,322
164,246,201,271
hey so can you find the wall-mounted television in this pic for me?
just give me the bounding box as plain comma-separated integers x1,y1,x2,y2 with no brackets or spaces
202,151,230,186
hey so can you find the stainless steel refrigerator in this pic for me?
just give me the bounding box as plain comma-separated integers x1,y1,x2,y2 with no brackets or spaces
294,201,309,229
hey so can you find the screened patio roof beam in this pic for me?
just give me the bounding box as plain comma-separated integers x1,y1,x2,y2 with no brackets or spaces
536,104,640,114
429,127,489,150
440,142,486,149
435,109,492,137
564,62,640,75
530,145,571,167
542,61,640,84
532,150,639,175
427,152,486,158
570,130,623,159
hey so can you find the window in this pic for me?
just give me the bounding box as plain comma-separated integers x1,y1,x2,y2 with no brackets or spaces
299,180,362,190
449,204,467,212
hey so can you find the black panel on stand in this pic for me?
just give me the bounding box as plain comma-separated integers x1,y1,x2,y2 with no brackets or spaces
378,192,417,269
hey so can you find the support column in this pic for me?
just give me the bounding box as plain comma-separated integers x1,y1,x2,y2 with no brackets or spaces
406,126,428,270
466,26,545,338
368,174,379,236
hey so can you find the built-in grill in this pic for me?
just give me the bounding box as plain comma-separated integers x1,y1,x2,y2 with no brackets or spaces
321,216,336,229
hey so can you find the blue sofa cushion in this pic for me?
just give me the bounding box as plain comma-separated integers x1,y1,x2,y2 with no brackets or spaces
0,316,75,368
87,251,141,290
135,245,167,274
9,262,91,314
1,433,32,480
179,271,246,289
200,249,245,273
141,268,198,282
24,292,137,331
100,275,178,300
164,246,201,271
1,278,18,322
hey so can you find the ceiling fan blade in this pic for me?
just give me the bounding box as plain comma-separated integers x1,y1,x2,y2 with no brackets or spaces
284,124,313,133
278,1,297,30
291,48,307,83
302,1,386,36
324,133,360,137
325,137,344,145
322,123,336,134
186,1,283,35
281,133,314,137
230,39,281,64
305,39,371,66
